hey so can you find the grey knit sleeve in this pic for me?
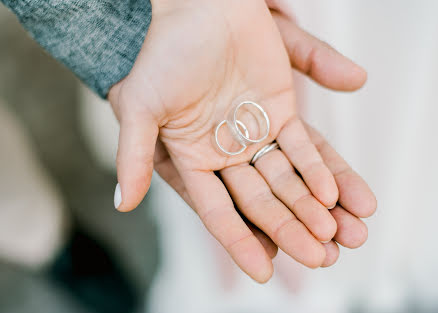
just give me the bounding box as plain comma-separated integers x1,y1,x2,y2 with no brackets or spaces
1,0,152,98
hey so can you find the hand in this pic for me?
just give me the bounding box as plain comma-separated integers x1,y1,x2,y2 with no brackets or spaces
151,2,376,269
109,0,375,283
154,122,376,268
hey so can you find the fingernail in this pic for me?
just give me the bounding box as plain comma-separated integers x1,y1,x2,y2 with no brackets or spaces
327,204,336,210
114,183,122,209
321,240,331,244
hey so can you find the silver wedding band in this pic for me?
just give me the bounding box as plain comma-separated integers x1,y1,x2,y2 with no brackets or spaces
215,119,250,156
214,101,270,156
250,142,280,165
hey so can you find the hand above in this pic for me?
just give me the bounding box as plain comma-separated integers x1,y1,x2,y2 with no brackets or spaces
108,0,376,283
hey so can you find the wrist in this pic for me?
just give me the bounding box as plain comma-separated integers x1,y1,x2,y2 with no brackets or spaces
150,0,209,12
151,0,263,14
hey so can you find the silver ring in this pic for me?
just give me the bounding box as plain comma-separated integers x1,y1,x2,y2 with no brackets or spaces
215,101,270,156
250,142,279,165
215,120,249,156
232,101,270,145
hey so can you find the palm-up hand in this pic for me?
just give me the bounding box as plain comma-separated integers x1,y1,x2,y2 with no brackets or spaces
109,0,376,283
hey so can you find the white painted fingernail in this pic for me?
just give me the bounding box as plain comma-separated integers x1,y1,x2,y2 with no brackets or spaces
327,204,336,210
114,183,122,209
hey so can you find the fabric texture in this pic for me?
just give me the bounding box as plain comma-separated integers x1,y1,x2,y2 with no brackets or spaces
1,0,152,98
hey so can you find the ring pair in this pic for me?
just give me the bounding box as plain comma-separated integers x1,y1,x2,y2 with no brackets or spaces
215,101,271,156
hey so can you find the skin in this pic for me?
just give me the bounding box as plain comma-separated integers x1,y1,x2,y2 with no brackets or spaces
108,0,376,283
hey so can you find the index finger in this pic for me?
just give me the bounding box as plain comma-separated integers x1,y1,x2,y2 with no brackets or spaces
180,170,273,283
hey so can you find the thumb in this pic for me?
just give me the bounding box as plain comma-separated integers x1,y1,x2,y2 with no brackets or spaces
273,11,368,91
112,94,160,212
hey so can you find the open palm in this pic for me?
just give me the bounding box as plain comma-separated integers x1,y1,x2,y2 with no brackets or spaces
109,0,376,282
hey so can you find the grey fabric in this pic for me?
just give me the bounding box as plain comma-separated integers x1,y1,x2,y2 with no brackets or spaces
1,0,152,98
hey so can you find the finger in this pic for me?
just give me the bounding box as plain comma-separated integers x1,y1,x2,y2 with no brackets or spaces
115,115,159,212
321,241,340,267
331,206,368,249
247,222,278,259
305,123,377,218
221,164,326,269
272,11,367,91
154,142,278,260
277,116,339,207
181,170,273,283
254,149,337,242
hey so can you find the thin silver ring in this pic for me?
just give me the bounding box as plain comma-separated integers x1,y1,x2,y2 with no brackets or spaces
215,120,249,156
233,101,270,145
250,142,280,165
